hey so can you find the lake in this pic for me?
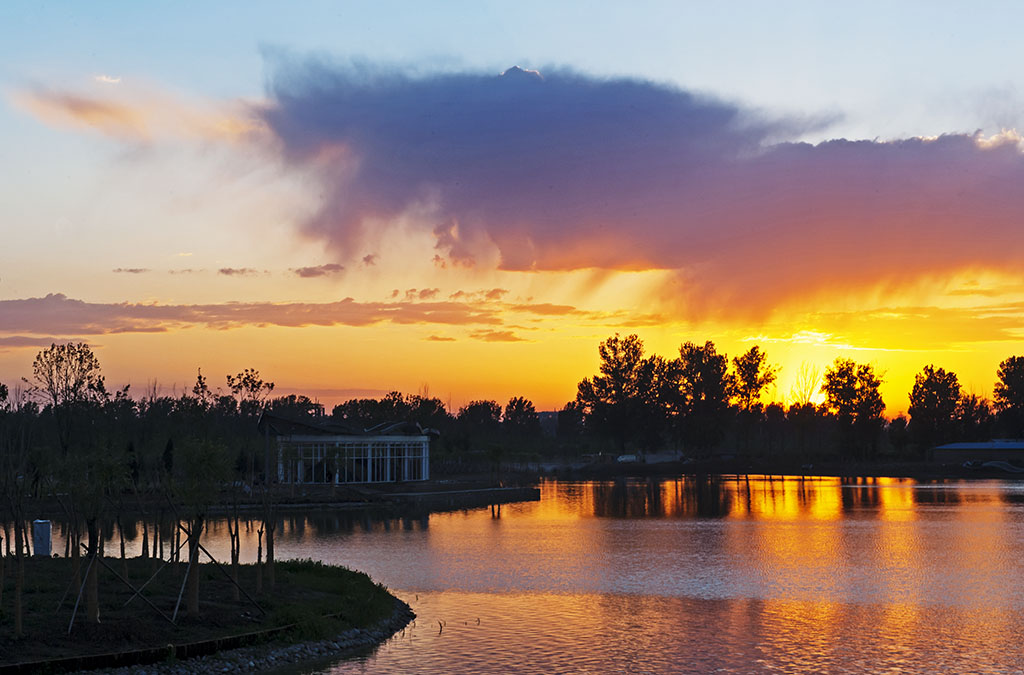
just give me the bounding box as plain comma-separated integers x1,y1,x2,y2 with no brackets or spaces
95,476,1024,672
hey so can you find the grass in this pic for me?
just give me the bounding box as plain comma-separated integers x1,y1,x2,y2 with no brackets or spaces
0,555,396,667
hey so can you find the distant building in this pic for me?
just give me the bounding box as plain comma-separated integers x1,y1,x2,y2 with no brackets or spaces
257,411,433,484
932,440,1024,464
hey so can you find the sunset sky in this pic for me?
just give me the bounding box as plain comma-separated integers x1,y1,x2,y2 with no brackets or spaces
2,1,1024,414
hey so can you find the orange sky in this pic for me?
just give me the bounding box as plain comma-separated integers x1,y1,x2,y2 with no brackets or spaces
3,58,1024,415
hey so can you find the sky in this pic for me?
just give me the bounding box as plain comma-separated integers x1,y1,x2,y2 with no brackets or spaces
2,1,1024,414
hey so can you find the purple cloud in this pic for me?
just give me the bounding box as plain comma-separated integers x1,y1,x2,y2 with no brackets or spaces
260,59,1024,316
0,293,503,335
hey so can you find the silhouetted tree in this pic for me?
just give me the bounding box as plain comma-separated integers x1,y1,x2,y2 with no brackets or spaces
227,368,275,418
821,358,885,458
789,362,821,407
556,400,585,444
994,356,1024,436
406,394,452,430
269,394,324,418
787,402,820,455
887,415,910,455
677,341,734,452
956,393,994,441
908,365,961,452
733,346,779,412
576,334,671,452
27,342,106,456
457,400,502,437
503,396,541,439
332,391,412,429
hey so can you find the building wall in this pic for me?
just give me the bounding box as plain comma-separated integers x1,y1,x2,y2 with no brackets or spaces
277,434,430,484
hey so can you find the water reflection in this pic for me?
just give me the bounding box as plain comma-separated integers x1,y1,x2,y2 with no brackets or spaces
24,477,1024,673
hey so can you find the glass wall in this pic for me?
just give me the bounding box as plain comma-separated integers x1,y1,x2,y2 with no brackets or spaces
278,436,429,484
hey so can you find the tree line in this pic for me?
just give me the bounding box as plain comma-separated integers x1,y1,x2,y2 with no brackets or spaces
569,334,1024,460
3,337,1024,634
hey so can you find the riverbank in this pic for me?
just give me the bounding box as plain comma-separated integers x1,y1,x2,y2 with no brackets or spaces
78,598,414,675
0,558,409,673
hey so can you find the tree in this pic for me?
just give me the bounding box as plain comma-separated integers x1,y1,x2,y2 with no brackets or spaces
994,356,1024,436
732,346,779,412
821,358,885,458
908,365,961,451
956,393,994,442
457,400,502,438
173,438,230,618
226,368,275,417
888,415,910,455
575,334,673,451
677,341,734,451
192,368,213,409
556,400,585,443
789,362,821,407
503,396,541,439
27,342,107,455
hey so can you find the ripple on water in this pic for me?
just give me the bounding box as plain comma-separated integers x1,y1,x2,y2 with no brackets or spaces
298,591,1024,674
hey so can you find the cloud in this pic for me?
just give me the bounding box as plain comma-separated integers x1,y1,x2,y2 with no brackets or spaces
260,58,1024,318
113,268,150,274
94,74,122,85
0,336,75,351
0,293,503,335
425,335,456,342
11,84,262,143
510,302,577,316
292,263,344,278
469,329,527,342
218,267,260,277
362,254,377,266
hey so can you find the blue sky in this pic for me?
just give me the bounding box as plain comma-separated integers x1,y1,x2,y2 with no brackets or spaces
3,1,1021,139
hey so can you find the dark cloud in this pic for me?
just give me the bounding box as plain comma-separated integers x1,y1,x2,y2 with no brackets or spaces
260,58,1024,317
362,254,377,266
292,263,344,278
424,335,456,342
113,268,150,274
218,267,260,277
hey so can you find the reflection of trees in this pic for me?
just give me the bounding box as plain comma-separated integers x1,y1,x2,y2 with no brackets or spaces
588,477,733,519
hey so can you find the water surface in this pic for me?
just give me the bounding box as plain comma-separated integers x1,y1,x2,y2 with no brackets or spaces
96,477,1024,672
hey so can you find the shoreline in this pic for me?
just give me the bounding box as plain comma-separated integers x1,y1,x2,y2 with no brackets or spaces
0,559,406,674
546,459,1024,482
53,597,415,675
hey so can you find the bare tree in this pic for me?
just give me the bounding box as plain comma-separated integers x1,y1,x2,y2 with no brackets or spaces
789,362,821,407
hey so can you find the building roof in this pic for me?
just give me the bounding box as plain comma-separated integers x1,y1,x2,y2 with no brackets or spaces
934,440,1024,451
256,410,436,438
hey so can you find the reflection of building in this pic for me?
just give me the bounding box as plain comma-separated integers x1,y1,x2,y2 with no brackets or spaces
933,440,1024,464
257,411,432,484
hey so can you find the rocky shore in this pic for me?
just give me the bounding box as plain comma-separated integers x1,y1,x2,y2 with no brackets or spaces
79,599,415,675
